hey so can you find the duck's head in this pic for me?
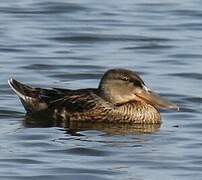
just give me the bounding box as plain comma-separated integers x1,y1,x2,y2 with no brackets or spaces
98,69,179,111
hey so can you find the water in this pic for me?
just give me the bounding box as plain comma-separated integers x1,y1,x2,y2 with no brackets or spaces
1,0,202,179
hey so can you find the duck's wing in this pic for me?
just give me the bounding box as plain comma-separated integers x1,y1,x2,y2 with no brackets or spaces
8,78,105,116
49,89,104,112
48,90,114,121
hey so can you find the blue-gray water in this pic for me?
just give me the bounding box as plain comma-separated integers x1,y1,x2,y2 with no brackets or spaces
1,0,202,179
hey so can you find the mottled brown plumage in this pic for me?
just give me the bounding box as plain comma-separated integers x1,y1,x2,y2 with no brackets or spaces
8,69,178,124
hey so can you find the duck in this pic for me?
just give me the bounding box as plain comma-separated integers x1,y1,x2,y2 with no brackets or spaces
8,68,179,124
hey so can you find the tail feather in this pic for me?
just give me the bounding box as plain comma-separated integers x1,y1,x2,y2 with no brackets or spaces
8,79,34,101
8,78,48,113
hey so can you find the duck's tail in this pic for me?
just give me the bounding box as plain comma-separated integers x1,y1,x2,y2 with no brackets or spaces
8,78,48,114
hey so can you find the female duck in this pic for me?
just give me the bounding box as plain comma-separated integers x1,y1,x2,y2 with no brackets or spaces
8,69,179,124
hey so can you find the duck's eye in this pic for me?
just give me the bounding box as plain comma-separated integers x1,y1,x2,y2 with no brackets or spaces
133,80,143,88
122,77,129,81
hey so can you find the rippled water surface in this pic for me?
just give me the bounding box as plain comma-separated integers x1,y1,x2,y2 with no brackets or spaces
1,0,202,179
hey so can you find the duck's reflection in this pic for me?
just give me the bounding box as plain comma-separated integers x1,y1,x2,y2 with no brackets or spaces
23,116,161,135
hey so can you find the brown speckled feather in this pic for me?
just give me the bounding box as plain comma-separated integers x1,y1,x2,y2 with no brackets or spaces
50,90,114,122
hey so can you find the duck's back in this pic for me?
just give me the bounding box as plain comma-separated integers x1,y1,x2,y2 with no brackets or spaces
8,79,114,121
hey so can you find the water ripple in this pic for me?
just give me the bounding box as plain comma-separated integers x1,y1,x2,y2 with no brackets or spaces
50,34,174,43
0,2,88,15
0,175,111,180
47,147,114,157
168,72,202,80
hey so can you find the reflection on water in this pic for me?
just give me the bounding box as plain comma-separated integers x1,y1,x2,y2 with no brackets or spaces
1,0,202,179
24,116,161,135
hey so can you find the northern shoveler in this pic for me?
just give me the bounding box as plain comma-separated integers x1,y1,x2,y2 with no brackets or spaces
8,69,179,124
